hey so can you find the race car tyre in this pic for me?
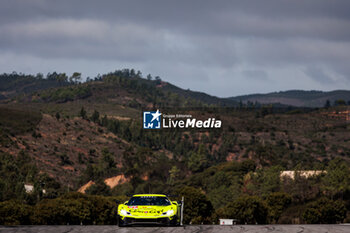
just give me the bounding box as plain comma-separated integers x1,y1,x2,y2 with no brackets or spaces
117,216,125,227
169,216,179,226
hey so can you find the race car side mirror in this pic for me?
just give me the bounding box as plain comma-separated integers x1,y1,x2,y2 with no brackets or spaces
124,201,128,205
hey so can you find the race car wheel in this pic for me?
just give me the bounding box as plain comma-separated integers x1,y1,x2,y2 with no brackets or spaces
169,216,179,226
118,216,125,227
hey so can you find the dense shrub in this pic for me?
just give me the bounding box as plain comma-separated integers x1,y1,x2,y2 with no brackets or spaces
266,192,292,223
302,198,346,224
222,195,269,224
0,193,118,225
40,86,92,103
176,186,214,224
32,192,118,225
0,200,32,225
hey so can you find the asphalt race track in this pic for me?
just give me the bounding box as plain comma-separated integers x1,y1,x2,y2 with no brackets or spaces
0,225,349,233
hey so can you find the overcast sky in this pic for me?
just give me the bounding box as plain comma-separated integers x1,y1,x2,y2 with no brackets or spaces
0,0,350,97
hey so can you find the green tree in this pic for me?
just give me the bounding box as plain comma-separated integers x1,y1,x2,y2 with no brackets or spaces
85,179,111,196
302,198,346,223
223,195,269,224
78,153,85,164
101,148,116,169
266,192,291,223
87,195,118,224
32,196,91,224
168,166,180,185
322,158,350,199
36,73,43,79
57,73,68,85
55,112,60,121
154,76,162,85
91,110,100,123
101,115,108,127
31,192,118,225
0,200,32,225
208,182,241,209
187,144,208,172
59,153,72,165
70,72,82,84
176,186,214,224
79,106,87,119
0,152,39,202
250,166,282,196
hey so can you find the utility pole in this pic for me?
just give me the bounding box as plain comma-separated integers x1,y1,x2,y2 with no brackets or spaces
180,196,184,226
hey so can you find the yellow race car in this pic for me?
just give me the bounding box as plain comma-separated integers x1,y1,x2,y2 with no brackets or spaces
117,194,181,226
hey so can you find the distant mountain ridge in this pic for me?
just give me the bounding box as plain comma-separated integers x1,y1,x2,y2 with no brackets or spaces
1,71,350,108
228,90,350,107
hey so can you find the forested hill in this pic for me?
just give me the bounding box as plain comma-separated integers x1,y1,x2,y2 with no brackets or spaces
3,70,349,108
228,90,350,108
0,72,77,99
0,70,236,107
160,82,235,106
0,69,349,225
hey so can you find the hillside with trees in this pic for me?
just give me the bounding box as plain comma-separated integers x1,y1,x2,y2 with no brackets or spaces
0,69,349,224
229,90,350,108
0,72,78,100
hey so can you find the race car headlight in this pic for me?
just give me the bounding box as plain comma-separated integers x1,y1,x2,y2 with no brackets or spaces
162,209,174,216
120,209,131,216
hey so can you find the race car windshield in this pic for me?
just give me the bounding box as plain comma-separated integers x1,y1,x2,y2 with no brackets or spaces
127,196,171,206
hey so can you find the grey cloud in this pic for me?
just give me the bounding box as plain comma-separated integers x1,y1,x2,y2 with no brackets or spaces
0,19,163,61
0,18,238,68
0,0,349,96
304,66,334,84
242,70,268,81
2,1,350,40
